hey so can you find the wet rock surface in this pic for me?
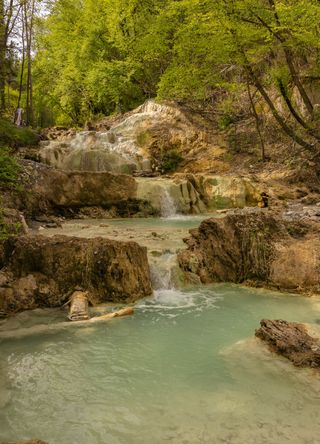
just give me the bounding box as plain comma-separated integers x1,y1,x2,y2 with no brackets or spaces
178,209,320,294
0,235,152,314
2,160,261,221
255,319,320,368
37,100,220,175
283,203,320,222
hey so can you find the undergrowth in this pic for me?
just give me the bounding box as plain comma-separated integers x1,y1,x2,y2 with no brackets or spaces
0,119,38,148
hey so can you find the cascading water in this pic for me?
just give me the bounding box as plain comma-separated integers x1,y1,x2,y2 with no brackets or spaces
150,252,179,290
39,100,173,173
160,188,178,218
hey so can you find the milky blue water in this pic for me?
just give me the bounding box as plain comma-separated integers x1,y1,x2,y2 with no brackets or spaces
1,284,319,444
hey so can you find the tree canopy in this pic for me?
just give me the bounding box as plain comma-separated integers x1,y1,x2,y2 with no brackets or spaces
1,0,320,152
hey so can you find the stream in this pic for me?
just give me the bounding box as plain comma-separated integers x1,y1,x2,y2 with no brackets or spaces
1,216,320,443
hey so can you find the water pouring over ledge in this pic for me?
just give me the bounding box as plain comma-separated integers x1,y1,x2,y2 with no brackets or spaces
160,188,178,218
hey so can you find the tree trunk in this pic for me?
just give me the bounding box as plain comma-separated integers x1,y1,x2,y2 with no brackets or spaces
278,79,320,141
232,28,316,151
267,0,314,118
247,79,266,161
17,4,26,109
0,0,6,114
24,0,35,126
248,67,315,151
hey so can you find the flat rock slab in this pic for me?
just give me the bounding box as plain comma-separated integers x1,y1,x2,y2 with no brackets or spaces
255,319,320,368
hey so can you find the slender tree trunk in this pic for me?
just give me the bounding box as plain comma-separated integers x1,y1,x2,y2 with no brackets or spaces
267,0,314,118
277,79,320,141
247,80,266,161
24,0,35,126
0,0,6,114
17,3,25,109
230,26,316,151
248,66,314,151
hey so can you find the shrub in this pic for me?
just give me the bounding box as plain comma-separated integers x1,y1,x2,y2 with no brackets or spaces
161,149,183,173
0,147,21,188
0,119,39,148
0,206,22,241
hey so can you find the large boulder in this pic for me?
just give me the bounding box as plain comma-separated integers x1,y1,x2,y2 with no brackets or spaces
2,160,149,218
178,209,320,294
201,176,261,209
0,235,152,314
26,160,137,208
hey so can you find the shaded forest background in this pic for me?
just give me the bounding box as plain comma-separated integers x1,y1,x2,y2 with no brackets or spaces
1,0,320,155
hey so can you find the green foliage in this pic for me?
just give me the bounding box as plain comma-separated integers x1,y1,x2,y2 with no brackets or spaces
160,149,183,173
33,0,166,125
0,119,33,195
0,119,38,147
0,147,21,188
0,216,21,241
0,204,22,241
31,0,320,153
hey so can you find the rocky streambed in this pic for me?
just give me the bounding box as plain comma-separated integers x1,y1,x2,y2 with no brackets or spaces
1,208,320,443
2,99,320,443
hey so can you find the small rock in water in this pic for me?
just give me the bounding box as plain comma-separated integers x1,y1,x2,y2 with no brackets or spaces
99,223,109,228
255,319,320,368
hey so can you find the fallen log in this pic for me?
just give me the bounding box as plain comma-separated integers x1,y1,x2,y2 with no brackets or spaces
89,306,134,322
0,307,135,340
67,290,133,323
255,319,320,368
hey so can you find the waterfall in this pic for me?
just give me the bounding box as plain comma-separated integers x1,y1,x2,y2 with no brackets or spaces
149,253,179,290
161,188,177,218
